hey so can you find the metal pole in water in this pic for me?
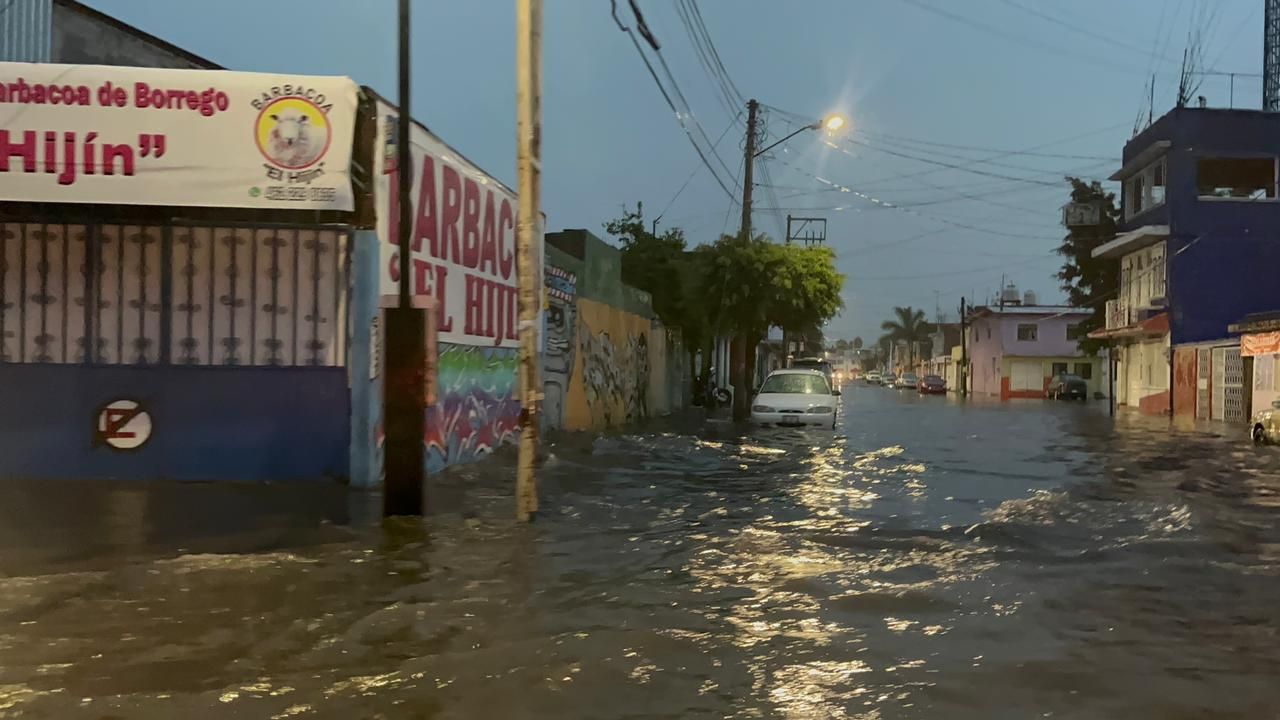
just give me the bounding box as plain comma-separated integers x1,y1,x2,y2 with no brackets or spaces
384,0,426,517
515,0,543,522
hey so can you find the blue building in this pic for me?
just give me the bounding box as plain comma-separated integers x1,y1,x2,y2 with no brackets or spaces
1093,107,1280,422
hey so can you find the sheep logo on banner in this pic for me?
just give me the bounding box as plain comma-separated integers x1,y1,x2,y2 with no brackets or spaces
255,97,332,171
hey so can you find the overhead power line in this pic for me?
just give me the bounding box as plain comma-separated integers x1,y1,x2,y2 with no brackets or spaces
854,130,1116,162
900,0,1154,78
613,0,738,201
997,0,1184,67
658,111,742,220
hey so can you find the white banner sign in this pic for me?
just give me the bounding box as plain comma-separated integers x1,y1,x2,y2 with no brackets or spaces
374,99,532,349
0,62,357,211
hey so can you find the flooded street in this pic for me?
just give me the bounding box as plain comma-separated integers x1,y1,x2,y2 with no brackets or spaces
5,386,1280,719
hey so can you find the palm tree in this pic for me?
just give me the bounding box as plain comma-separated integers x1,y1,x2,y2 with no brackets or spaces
880,306,929,369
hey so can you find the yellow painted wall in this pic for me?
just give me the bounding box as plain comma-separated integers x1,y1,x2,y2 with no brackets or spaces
563,298,668,431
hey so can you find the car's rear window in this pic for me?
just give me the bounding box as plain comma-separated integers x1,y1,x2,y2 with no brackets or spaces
760,374,831,395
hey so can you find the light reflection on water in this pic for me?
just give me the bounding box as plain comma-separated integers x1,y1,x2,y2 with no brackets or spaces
1,387,1280,717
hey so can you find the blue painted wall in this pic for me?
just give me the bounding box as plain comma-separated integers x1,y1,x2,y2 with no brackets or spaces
1122,108,1280,344
0,364,349,482
347,230,384,489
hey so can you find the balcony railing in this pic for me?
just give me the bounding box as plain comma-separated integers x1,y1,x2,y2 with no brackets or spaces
1105,299,1131,330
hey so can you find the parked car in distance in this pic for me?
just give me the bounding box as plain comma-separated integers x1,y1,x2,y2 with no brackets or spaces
1252,399,1280,444
865,371,882,385
791,357,835,390
918,375,946,394
882,373,898,388
750,369,839,428
1046,373,1088,401
897,372,919,390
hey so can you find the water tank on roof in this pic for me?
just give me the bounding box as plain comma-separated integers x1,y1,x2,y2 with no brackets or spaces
1000,283,1021,306
1023,290,1037,306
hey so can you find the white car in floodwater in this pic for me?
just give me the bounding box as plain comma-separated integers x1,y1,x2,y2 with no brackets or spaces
750,369,840,428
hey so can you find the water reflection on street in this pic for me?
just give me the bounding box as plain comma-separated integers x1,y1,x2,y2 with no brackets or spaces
4,385,1280,718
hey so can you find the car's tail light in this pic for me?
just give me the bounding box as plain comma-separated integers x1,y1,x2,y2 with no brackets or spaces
806,406,833,414
752,405,775,413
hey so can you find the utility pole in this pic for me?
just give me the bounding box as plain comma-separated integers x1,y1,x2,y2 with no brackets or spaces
729,98,760,422
958,296,968,398
384,0,426,517
514,0,542,522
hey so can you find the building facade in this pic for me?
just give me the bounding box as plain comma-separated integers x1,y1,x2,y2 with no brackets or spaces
968,305,1103,400
1093,107,1280,422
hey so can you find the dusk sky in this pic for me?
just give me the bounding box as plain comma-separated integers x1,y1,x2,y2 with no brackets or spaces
86,0,1261,342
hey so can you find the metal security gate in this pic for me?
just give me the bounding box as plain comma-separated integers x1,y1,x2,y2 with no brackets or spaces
1222,347,1245,423
1,222,350,368
1197,347,1211,419
1211,346,1245,422
1010,360,1042,392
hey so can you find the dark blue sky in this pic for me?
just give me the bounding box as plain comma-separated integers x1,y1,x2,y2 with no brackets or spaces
88,0,1260,342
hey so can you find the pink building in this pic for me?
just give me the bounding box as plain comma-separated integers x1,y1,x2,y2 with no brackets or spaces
968,304,1105,400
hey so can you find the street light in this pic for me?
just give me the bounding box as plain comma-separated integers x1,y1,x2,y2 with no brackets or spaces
730,100,847,421
752,110,848,159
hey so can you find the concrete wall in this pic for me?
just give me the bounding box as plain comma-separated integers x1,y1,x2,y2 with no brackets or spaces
1253,353,1280,417
1172,346,1197,418
51,0,218,68
0,364,348,481
997,314,1088,356
542,230,687,432
968,317,1003,396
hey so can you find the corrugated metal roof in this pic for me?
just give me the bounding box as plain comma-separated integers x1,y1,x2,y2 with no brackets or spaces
0,0,52,62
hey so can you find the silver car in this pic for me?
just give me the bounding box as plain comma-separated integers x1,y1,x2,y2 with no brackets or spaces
1252,400,1280,445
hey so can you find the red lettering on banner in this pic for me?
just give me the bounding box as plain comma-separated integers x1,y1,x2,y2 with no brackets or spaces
498,198,514,280
43,131,55,175
101,143,135,176
434,263,453,332
479,191,498,274
0,130,36,173
413,258,432,296
506,285,518,341
440,165,462,265
484,276,498,337
414,155,437,254
387,252,400,283
462,178,481,269
464,274,484,337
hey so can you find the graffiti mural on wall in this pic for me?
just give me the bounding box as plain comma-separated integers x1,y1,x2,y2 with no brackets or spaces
425,344,521,472
543,265,577,430
580,322,651,428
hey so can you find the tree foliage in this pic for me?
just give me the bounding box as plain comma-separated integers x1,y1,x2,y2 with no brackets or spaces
852,336,863,350
1056,178,1120,354
605,208,689,329
880,306,929,367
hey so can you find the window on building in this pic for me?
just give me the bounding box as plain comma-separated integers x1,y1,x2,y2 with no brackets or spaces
1075,362,1093,379
1017,323,1038,341
986,327,991,340
1125,157,1167,219
1197,156,1277,199
1052,362,1069,376
1066,323,1082,340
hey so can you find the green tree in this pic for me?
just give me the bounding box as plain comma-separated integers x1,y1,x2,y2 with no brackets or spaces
1056,178,1120,354
880,306,929,368
852,336,863,350
605,207,712,396
696,233,844,419
605,207,688,328
836,339,850,351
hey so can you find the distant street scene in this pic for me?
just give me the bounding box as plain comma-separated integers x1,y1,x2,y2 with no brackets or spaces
4,0,1280,717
